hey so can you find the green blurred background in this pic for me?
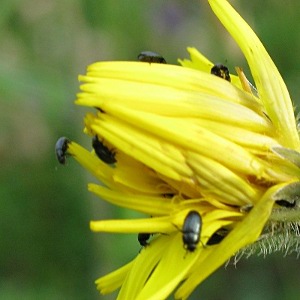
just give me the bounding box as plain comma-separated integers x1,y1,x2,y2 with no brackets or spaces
1,0,300,299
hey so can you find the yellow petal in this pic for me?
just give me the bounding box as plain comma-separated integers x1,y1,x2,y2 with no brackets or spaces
179,47,244,91
175,183,283,299
91,105,271,179
95,261,134,295
88,184,175,216
77,61,263,115
117,235,167,299
91,115,192,181
90,216,174,234
209,0,300,150
187,152,262,205
178,47,214,72
194,118,280,154
135,233,200,300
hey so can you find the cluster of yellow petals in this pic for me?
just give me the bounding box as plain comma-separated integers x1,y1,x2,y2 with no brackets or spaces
63,0,300,299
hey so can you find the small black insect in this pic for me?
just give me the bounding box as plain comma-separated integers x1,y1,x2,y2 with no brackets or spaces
138,51,167,64
55,137,70,165
211,64,231,82
162,193,175,198
275,199,296,208
182,210,202,252
92,135,116,164
206,228,228,246
138,233,151,247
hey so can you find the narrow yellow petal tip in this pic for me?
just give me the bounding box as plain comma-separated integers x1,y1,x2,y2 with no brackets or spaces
208,0,300,150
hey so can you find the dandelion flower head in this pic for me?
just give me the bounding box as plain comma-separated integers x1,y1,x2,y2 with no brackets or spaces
56,0,300,298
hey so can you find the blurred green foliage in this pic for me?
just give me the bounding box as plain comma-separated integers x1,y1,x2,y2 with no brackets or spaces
1,0,300,299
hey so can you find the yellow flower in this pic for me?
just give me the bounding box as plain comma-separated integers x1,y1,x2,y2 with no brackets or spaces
57,0,300,299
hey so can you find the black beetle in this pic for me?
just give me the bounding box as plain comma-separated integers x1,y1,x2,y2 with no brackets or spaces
138,233,151,247
138,51,167,64
206,228,228,246
211,64,231,82
92,135,116,164
275,199,296,208
182,210,202,252
55,137,70,165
